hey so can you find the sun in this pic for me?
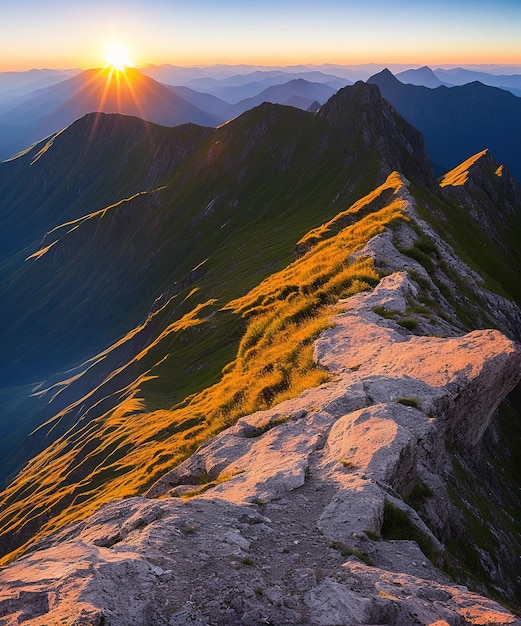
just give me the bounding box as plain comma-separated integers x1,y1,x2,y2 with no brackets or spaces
104,43,133,71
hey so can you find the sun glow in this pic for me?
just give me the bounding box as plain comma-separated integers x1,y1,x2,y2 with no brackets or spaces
104,43,133,71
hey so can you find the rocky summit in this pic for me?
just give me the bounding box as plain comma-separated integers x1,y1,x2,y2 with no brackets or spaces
1,171,521,625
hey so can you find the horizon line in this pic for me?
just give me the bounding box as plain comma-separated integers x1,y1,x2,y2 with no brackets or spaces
4,60,521,73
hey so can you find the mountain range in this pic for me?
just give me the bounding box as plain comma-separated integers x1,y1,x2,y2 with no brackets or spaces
0,68,343,161
3,63,521,178
0,68,521,624
397,65,521,95
369,68,521,178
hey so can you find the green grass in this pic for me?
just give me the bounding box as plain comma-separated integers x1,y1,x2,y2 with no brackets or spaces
372,306,400,319
442,386,521,610
381,500,436,562
396,397,421,409
329,541,373,566
410,182,521,310
397,318,418,330
405,481,433,508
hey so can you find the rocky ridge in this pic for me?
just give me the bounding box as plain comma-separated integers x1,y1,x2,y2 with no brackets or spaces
1,174,520,624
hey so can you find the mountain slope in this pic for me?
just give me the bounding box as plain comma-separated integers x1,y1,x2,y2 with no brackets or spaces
164,84,231,115
0,83,434,383
368,68,521,179
0,82,436,554
0,67,216,160
435,66,521,94
183,69,350,103
0,68,79,109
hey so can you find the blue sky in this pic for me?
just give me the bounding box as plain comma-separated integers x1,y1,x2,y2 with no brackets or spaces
1,0,520,70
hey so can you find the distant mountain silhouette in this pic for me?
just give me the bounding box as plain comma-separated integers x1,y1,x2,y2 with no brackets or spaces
165,84,231,116
0,68,79,108
224,79,336,119
396,66,449,88
0,67,217,160
368,69,521,179
434,67,521,95
182,70,350,103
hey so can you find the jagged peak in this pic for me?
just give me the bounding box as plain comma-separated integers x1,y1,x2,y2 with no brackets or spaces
318,79,384,118
317,81,436,189
440,149,508,188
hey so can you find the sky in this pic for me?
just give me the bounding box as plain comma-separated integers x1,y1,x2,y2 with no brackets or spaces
1,0,521,71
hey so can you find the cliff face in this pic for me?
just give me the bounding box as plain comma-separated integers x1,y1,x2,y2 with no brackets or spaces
1,174,521,625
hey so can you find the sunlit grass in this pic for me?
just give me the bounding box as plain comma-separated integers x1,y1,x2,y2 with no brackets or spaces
439,149,488,188
0,174,408,564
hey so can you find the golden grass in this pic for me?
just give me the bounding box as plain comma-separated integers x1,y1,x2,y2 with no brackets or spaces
0,173,409,564
439,149,488,188
296,171,405,251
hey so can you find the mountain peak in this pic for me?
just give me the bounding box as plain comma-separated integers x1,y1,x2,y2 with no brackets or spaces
367,68,400,84
440,147,521,205
440,149,491,187
438,148,520,193
318,80,436,189
440,149,521,250
395,66,447,88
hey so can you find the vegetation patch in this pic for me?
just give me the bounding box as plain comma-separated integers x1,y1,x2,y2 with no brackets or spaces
396,397,421,409
329,541,373,565
372,305,400,319
405,481,434,508
381,500,436,562
363,529,381,541
397,317,418,330
443,393,521,610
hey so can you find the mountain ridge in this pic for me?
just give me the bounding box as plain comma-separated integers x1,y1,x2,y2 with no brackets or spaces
1,78,521,624
1,173,521,624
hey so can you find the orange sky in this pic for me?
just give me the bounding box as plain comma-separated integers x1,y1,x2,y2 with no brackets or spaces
2,0,521,71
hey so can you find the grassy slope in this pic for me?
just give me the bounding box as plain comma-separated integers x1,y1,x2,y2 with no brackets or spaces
0,175,408,564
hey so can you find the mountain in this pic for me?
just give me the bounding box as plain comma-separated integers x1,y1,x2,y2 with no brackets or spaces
396,65,450,88
164,84,231,116
1,81,521,623
435,66,521,95
368,68,521,179
167,79,338,123
223,79,336,119
437,149,521,304
0,68,79,107
0,67,217,160
182,70,350,103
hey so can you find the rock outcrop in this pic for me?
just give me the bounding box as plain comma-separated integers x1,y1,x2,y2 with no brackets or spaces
1,266,520,623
